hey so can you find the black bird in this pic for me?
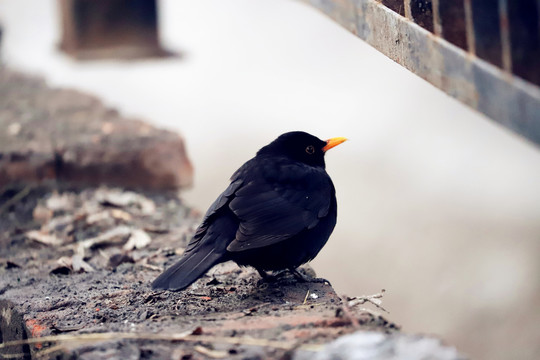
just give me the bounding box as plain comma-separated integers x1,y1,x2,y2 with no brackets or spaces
152,131,347,291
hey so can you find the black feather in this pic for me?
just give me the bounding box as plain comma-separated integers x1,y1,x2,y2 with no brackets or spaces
152,131,343,291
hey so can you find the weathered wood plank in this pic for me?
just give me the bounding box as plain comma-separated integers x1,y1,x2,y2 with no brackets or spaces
303,0,540,147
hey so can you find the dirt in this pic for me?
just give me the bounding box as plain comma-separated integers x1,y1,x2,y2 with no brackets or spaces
0,185,397,360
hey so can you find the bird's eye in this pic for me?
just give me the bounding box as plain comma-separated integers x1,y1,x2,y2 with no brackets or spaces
305,145,315,154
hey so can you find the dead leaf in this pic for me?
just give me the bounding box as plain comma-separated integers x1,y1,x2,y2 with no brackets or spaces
86,211,112,225
80,226,131,250
110,209,132,221
193,345,229,359
26,230,63,246
57,256,72,268
50,256,73,275
72,253,94,273
123,229,152,250
96,189,155,214
33,205,53,224
45,193,75,211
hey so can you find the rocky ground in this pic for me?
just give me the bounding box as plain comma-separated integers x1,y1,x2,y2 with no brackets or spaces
0,68,464,360
0,185,399,360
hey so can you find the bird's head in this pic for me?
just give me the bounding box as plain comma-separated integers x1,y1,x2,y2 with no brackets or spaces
257,131,347,168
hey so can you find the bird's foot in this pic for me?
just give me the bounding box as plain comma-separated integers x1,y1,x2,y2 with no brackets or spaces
256,268,288,284
290,268,332,286
256,268,331,286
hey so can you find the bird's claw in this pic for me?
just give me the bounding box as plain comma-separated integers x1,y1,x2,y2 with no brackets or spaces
256,268,288,283
256,268,331,286
290,269,331,285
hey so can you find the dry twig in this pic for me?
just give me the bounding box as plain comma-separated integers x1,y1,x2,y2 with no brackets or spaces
347,289,388,313
0,331,324,358
303,289,310,305
338,294,361,328
0,186,31,214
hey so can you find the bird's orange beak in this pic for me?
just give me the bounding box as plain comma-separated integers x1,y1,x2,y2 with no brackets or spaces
323,137,347,152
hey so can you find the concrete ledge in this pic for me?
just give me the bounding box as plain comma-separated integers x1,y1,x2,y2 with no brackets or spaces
0,68,193,191
0,186,463,359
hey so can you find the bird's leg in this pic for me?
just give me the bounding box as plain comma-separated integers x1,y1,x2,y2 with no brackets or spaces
256,268,289,283
256,268,282,282
256,268,273,280
258,267,331,285
290,268,310,282
290,268,332,285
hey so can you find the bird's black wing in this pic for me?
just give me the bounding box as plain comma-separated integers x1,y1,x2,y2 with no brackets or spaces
152,179,243,291
226,160,333,252
184,178,243,253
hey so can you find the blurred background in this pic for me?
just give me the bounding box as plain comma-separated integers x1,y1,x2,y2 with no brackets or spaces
1,0,539,359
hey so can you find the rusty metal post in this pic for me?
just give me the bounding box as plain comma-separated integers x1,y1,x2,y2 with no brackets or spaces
58,0,168,60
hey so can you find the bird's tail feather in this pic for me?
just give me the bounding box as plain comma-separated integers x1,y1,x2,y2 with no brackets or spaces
151,247,223,291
